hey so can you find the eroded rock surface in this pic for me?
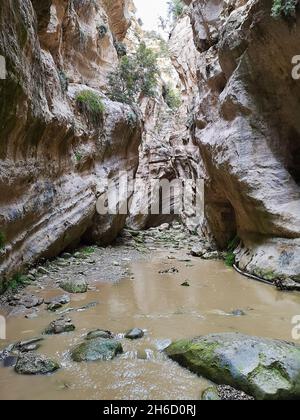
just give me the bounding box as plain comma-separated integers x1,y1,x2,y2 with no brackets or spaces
166,333,300,400
0,0,141,287
188,0,300,281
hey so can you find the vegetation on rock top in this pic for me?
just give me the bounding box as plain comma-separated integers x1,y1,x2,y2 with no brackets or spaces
76,90,105,126
271,0,298,18
108,42,159,105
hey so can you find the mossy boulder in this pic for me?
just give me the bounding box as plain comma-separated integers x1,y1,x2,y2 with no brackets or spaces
15,353,60,375
60,278,88,294
71,338,123,362
165,333,300,400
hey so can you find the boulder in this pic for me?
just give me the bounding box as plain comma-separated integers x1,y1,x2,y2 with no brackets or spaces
44,317,75,335
125,328,144,340
86,329,114,340
60,278,88,294
71,338,123,362
165,333,300,400
15,353,60,375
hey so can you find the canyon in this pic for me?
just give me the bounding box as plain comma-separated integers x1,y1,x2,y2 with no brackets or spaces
0,0,299,287
1,0,299,288
0,0,300,401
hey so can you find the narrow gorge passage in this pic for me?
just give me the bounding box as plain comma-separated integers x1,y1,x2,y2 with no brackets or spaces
1,0,300,402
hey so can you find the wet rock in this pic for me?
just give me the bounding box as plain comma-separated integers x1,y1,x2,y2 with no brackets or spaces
159,267,179,274
125,328,144,340
191,246,206,257
15,353,60,375
15,337,44,353
202,251,222,260
47,302,63,312
230,309,246,317
9,294,44,309
181,281,190,287
25,312,38,319
86,330,114,340
60,278,88,294
45,294,70,311
275,279,300,292
3,355,18,368
0,344,15,361
201,387,221,401
165,333,300,400
71,338,123,362
76,301,98,312
44,317,75,335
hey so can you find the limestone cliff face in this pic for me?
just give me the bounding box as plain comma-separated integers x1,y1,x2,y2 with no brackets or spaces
0,0,141,285
189,0,300,281
127,15,202,231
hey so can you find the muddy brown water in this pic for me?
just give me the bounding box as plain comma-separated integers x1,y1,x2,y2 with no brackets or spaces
0,252,300,400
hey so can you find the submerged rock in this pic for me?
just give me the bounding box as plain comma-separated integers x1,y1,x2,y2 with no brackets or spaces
71,338,123,362
60,278,88,294
165,333,300,400
3,355,18,368
181,281,190,287
125,328,144,340
15,353,60,375
45,295,70,306
230,309,246,317
86,329,114,340
44,317,75,335
9,294,44,309
15,337,44,353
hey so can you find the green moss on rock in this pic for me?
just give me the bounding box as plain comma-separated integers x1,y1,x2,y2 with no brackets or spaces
165,333,300,400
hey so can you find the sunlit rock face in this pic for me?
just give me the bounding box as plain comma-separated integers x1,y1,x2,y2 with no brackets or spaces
190,0,300,281
0,0,141,285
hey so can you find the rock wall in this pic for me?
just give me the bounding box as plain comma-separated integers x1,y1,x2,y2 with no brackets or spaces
0,0,141,286
189,0,300,281
127,13,203,232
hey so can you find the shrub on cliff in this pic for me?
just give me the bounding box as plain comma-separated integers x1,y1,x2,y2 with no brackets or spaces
108,42,159,105
168,0,184,20
163,83,182,110
271,0,298,18
76,90,105,125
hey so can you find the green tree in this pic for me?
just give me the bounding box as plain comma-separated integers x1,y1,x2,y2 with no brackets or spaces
271,0,297,18
108,42,159,105
163,83,182,110
168,0,184,20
